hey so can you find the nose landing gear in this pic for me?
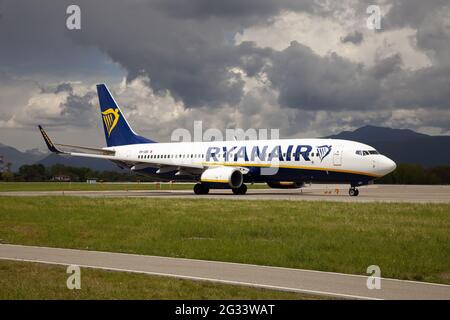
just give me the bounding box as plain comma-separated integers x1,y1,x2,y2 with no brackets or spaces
349,187,359,197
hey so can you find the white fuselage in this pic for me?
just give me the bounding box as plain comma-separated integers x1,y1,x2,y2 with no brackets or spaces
103,138,396,185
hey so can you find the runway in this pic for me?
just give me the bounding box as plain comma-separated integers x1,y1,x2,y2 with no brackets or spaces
1,244,449,299
1,185,449,203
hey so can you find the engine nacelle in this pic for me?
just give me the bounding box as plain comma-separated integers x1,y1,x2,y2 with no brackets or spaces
267,181,304,189
200,167,243,188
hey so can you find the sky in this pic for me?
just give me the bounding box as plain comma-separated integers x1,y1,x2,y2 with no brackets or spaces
1,0,450,151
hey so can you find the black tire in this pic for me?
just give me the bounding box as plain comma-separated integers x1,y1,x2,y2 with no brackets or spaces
194,184,202,195
194,183,209,195
202,185,210,194
232,184,247,195
349,188,359,196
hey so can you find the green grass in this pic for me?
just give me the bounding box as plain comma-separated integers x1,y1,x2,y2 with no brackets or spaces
0,260,319,299
0,182,192,192
0,182,269,192
0,197,449,284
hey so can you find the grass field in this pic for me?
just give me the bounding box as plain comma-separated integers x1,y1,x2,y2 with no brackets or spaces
0,260,319,299
0,182,193,192
0,197,449,285
0,182,269,192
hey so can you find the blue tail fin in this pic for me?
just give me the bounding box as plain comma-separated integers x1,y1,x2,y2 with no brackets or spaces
96,84,155,147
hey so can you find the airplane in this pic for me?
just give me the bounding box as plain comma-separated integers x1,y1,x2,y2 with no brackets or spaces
38,84,397,196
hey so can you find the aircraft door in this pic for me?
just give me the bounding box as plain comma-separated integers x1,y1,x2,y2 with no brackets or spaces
333,149,342,166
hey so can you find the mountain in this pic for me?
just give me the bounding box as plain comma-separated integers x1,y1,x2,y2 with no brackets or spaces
326,125,450,167
37,154,122,172
327,125,429,142
2,125,449,171
0,144,47,172
0,143,122,172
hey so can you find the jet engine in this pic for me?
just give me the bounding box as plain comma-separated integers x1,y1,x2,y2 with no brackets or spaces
200,167,243,188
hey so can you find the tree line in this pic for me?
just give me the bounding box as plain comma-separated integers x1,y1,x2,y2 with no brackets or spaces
376,164,450,185
0,164,152,182
1,163,450,184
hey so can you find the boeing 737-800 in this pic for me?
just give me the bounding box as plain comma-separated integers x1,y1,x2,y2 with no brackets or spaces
38,84,396,196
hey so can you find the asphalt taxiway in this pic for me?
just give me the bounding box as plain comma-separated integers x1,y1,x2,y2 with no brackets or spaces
1,244,449,300
1,185,449,203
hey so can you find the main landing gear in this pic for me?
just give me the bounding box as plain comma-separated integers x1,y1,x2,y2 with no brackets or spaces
193,183,210,195
349,187,359,197
232,184,247,195
193,183,248,195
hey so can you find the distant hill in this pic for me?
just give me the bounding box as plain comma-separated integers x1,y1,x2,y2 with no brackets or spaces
0,143,123,172
36,154,123,172
0,144,47,172
2,125,449,171
326,125,450,167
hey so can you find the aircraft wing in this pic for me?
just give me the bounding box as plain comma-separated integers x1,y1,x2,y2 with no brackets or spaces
55,143,115,155
38,125,205,171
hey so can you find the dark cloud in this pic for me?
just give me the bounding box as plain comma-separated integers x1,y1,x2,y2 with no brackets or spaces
267,41,379,110
0,0,450,144
66,0,254,108
266,42,450,112
383,0,450,66
54,83,74,94
154,0,316,19
340,31,364,45
369,54,402,79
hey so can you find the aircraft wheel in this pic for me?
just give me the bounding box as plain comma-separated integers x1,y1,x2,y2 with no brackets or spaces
194,183,209,195
349,188,359,197
232,184,247,195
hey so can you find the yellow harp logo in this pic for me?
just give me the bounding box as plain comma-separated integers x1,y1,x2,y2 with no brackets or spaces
102,108,120,137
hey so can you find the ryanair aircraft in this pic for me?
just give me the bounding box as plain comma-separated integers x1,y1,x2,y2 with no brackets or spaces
39,84,396,196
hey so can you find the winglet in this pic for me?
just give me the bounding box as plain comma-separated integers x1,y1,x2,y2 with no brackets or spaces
38,125,63,154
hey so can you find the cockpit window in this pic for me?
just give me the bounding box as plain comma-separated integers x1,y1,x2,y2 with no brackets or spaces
356,150,380,156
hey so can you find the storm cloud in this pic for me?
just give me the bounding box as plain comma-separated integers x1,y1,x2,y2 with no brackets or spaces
0,0,449,150
341,31,364,44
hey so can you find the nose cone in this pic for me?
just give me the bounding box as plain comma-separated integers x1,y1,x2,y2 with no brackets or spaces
378,156,397,176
